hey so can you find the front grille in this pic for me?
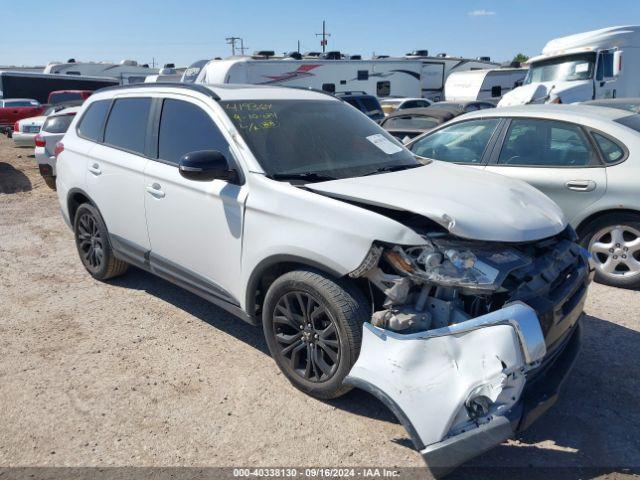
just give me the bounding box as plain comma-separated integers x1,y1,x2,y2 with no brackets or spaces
504,229,589,348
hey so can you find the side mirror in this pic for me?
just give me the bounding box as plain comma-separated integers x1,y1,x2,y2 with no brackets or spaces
178,150,238,182
613,50,623,77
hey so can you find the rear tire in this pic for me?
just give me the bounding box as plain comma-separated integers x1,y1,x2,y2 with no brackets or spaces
73,203,128,281
262,269,369,399
43,176,56,190
579,213,640,289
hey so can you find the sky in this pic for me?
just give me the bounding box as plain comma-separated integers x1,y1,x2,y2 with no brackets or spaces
2,0,640,67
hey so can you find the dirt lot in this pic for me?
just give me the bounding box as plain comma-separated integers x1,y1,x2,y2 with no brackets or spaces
0,134,638,479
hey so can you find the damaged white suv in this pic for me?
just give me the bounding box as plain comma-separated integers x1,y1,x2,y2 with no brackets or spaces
56,84,592,473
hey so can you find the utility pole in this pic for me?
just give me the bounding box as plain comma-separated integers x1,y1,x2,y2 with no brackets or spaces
297,40,301,54
315,20,331,53
238,38,249,55
225,37,242,56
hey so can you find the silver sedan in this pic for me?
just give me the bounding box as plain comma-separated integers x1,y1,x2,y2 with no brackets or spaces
406,104,640,289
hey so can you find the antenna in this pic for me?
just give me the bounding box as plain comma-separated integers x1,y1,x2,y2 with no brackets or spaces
315,20,331,53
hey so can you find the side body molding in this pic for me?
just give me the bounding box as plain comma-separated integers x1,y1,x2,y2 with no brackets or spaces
345,302,547,466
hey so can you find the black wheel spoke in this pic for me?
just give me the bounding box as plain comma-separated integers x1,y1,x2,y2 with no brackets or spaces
317,340,338,362
272,290,341,384
76,212,104,271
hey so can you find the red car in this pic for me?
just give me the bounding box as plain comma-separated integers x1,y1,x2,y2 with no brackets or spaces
0,98,44,135
47,90,93,105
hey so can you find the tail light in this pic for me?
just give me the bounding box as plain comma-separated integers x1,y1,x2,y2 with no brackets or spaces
13,121,20,133
34,134,45,148
54,142,64,158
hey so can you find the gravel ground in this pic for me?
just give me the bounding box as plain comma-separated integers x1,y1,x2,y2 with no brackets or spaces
0,134,638,479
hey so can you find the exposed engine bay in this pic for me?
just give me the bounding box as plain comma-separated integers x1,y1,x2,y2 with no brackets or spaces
349,227,586,337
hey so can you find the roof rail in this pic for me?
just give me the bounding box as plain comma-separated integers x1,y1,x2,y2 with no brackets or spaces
93,82,221,100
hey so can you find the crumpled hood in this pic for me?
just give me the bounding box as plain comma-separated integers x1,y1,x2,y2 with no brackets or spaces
499,80,593,106
307,162,566,242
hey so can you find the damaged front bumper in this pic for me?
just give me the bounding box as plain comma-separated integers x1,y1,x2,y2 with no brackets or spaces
345,301,583,477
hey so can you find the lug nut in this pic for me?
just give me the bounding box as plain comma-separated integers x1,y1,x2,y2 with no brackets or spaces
609,248,615,253
613,255,618,259
616,243,621,247
622,254,627,259
624,247,629,251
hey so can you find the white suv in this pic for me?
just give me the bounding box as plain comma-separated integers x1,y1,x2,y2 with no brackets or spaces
57,83,591,473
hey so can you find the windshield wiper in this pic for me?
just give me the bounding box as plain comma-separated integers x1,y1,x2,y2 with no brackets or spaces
361,164,422,177
267,172,338,182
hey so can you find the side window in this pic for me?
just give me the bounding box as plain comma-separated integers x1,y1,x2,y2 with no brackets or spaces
103,98,151,154
593,132,625,164
322,83,336,93
77,100,111,142
377,81,391,97
158,99,231,166
410,119,500,164
416,100,431,108
498,119,597,167
357,70,369,81
401,100,419,109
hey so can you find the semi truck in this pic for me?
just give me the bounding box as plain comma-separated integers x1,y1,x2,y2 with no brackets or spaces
500,25,640,106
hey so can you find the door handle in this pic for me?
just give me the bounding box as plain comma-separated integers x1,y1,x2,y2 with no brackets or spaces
566,180,596,192
88,163,101,175
145,182,165,198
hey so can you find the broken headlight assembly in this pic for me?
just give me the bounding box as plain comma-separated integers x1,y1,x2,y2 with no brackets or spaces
350,238,532,333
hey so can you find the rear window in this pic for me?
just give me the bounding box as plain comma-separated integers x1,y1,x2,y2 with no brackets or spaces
358,97,383,116
384,115,440,131
43,114,76,134
49,92,83,104
615,114,640,133
103,98,151,155
77,100,111,142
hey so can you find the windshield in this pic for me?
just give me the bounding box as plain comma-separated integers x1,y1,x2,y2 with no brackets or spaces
221,100,418,180
525,53,596,84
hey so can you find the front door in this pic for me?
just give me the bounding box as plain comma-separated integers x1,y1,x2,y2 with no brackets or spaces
485,118,606,224
143,96,247,305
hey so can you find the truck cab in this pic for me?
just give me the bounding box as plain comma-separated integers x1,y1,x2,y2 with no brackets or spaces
500,25,637,106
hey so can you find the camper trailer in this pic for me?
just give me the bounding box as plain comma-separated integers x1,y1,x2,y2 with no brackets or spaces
195,55,497,100
43,60,159,85
444,68,527,102
500,25,640,106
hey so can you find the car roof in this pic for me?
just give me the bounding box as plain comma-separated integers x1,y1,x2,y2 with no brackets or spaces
384,107,457,120
2,98,38,103
453,104,635,128
583,97,640,105
50,106,81,116
90,83,340,102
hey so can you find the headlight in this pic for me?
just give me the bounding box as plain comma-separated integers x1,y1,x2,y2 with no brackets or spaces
387,238,532,292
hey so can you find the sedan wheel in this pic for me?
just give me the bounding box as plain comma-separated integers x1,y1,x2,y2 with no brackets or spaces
589,224,640,282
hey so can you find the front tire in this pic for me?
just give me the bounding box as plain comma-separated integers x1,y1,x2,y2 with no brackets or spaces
74,203,128,281
262,269,369,399
580,213,640,289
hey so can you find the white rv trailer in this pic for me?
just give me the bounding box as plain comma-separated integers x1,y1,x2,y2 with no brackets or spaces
444,68,527,102
500,25,640,106
43,60,159,85
195,56,497,100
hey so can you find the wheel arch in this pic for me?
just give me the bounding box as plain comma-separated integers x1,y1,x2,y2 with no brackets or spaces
244,255,349,322
575,208,640,238
67,187,97,224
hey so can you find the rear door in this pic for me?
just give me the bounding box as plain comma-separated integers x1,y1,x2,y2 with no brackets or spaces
143,95,247,305
421,62,445,101
485,117,607,223
85,96,153,253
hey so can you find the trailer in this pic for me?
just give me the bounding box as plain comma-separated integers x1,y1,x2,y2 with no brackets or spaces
0,71,118,104
196,55,498,100
43,60,159,85
444,68,527,102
